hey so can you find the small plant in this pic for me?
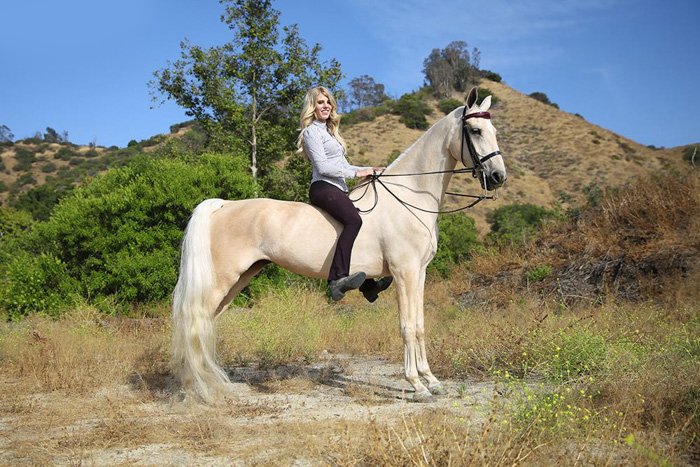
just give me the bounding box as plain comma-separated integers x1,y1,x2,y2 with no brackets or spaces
527,264,553,282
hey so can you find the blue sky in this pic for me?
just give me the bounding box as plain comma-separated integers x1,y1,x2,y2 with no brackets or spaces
1,0,698,149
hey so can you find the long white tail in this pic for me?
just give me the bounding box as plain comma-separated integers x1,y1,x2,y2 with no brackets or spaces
172,198,230,402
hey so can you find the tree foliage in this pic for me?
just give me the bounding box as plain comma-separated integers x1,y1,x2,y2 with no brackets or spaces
392,93,432,130
151,0,343,186
423,41,481,98
429,213,481,277
0,153,255,317
0,125,14,143
346,75,388,110
486,203,559,246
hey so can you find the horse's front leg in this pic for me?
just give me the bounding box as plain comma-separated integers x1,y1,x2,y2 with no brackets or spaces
414,267,446,395
394,266,433,401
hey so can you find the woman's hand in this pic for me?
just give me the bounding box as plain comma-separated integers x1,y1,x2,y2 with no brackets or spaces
356,167,385,178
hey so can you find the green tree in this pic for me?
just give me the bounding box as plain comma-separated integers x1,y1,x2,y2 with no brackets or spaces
0,125,13,143
346,75,388,110
423,41,481,98
151,0,342,189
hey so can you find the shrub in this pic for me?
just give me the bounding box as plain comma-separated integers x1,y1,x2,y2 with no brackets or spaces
480,70,502,82
9,180,74,221
392,93,431,130
438,98,463,115
487,203,559,246
683,145,698,165
13,147,37,171
429,212,481,277
1,152,254,316
0,252,80,319
41,162,57,173
55,147,76,161
476,87,499,106
529,92,559,108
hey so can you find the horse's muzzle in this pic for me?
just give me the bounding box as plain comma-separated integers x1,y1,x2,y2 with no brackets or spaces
482,169,506,191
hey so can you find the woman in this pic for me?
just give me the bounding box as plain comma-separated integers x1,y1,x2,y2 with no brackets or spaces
297,86,392,302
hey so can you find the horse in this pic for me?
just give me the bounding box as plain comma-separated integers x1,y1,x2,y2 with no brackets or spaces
172,87,507,403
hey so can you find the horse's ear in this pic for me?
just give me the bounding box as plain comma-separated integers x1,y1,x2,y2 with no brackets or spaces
466,87,478,108
480,95,492,111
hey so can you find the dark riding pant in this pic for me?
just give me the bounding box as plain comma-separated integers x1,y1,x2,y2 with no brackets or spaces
309,181,362,281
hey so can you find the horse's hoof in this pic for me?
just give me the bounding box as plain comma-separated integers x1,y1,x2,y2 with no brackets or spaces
428,384,447,396
412,389,435,403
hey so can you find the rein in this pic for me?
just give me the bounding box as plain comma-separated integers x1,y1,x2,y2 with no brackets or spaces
349,108,500,215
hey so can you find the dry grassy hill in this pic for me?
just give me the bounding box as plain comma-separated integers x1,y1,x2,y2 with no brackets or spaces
1,79,690,230
343,79,687,233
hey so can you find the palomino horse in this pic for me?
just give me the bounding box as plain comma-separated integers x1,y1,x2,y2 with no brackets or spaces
172,87,506,402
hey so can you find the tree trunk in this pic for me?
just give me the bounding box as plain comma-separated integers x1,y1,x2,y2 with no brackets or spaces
251,93,258,197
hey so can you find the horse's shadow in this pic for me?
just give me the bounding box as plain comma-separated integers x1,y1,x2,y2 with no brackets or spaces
227,361,413,400
129,359,414,402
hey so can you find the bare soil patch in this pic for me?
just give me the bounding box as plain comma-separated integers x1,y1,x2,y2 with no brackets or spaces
0,354,497,465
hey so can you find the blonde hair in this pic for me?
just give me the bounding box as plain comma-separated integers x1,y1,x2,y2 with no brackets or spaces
296,86,347,153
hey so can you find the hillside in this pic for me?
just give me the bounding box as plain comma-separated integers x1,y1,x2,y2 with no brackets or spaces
343,79,688,233
1,79,690,231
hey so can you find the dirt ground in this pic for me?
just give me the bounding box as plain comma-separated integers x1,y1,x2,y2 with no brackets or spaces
0,354,498,465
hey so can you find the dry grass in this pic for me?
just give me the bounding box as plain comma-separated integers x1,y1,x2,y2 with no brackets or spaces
2,283,697,464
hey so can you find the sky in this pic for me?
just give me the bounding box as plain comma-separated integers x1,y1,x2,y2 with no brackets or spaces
1,0,698,149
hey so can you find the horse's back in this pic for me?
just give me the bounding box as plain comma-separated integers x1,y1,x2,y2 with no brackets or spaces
208,198,344,278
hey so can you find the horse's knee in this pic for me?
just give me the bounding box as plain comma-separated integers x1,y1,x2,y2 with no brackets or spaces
401,324,417,340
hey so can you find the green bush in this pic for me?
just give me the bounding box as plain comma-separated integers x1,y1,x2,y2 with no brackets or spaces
13,147,37,171
0,252,80,319
480,70,502,82
529,92,559,109
438,98,463,115
0,152,254,316
487,203,559,246
10,179,74,221
41,162,57,173
392,93,431,130
55,147,78,161
476,87,499,106
429,212,481,277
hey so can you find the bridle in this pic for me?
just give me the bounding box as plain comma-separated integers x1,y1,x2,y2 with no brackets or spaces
460,106,502,178
349,107,502,214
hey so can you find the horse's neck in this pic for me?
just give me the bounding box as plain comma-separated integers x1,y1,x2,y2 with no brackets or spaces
386,117,458,202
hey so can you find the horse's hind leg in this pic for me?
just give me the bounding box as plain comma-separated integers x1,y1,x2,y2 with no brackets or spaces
214,260,270,317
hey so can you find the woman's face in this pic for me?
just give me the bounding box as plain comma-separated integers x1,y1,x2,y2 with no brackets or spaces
314,92,332,122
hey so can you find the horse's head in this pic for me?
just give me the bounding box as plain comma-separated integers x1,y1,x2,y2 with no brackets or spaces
450,87,507,191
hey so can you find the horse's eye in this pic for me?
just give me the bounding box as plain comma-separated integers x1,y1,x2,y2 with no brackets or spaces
470,128,481,135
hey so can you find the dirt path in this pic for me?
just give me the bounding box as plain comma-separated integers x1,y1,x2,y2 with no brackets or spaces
0,354,498,465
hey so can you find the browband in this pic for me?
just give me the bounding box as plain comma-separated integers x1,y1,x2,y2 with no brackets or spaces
463,111,491,120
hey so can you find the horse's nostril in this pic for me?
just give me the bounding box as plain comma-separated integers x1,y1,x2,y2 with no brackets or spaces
491,171,505,185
